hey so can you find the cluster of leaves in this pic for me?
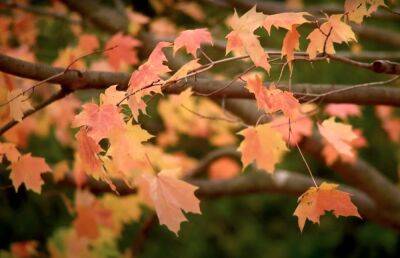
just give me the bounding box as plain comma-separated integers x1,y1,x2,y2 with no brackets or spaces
0,0,396,256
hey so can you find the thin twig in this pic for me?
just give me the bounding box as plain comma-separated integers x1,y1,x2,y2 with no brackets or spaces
296,143,318,188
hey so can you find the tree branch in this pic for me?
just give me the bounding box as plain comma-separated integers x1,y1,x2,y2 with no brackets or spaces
1,53,400,106
60,0,128,33
63,168,400,231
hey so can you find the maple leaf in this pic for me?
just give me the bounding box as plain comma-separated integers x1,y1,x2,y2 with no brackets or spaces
166,59,201,82
128,41,172,120
263,12,310,34
173,28,213,57
0,142,20,162
75,128,102,176
136,169,201,234
238,123,288,173
345,0,386,24
245,75,300,117
324,104,361,119
73,103,124,142
9,153,51,193
7,89,33,122
104,32,141,70
108,121,153,173
100,85,126,106
282,25,301,65
226,6,270,72
294,182,361,231
306,14,357,59
318,117,358,158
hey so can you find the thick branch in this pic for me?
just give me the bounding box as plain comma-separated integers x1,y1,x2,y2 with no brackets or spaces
60,0,127,33
1,53,400,106
68,169,400,230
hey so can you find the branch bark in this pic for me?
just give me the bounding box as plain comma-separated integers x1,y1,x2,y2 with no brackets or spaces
1,53,399,106
64,169,400,231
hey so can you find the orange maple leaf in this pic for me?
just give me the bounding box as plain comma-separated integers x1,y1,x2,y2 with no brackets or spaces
345,0,386,24
137,169,201,235
245,75,300,117
104,32,141,70
75,128,102,176
282,25,301,65
263,12,310,34
73,103,125,142
226,6,270,72
238,123,288,173
306,14,356,59
128,41,172,120
294,182,361,231
0,142,20,162
173,28,213,57
9,153,51,193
